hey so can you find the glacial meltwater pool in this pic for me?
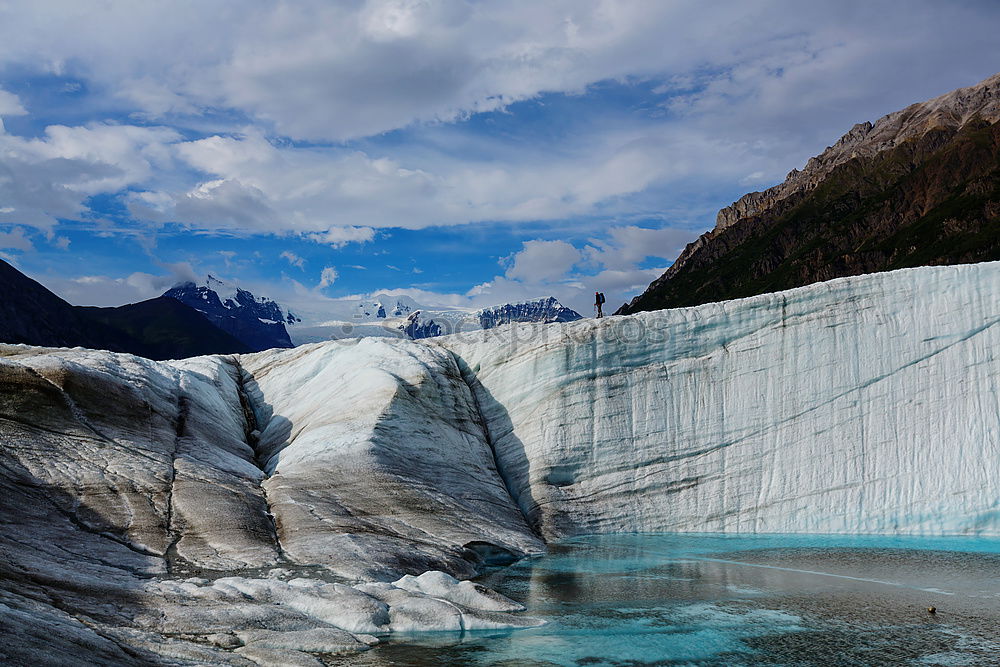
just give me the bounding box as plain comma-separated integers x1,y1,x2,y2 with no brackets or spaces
339,534,1000,666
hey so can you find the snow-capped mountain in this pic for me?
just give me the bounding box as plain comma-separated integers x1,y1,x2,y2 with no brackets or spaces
401,297,582,339
288,295,581,344
353,294,420,321
286,294,420,345
164,275,300,351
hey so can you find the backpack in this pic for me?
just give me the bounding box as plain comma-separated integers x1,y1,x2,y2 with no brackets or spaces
597,292,606,305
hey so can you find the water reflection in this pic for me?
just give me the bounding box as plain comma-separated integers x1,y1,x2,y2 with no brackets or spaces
335,534,1000,666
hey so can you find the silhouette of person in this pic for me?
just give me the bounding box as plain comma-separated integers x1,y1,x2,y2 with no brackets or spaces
595,291,604,318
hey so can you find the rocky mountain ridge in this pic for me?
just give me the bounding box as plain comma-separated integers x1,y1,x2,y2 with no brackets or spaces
620,71,1000,314
717,71,1000,231
164,276,300,351
0,259,250,359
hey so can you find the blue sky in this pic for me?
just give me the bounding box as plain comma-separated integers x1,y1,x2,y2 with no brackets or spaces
1,1,999,318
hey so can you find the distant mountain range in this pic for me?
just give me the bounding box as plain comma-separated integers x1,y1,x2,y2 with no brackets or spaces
619,71,1000,314
0,259,250,360
1,260,583,357
401,297,582,339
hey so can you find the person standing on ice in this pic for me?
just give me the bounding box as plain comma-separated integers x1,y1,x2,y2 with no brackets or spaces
595,291,605,318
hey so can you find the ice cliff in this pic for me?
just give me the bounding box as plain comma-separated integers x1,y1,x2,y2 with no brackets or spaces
2,261,1000,664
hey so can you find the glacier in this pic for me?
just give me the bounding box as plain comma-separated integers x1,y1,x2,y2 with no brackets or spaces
2,262,1000,663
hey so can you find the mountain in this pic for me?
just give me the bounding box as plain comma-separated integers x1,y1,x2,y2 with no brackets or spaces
401,297,583,339
164,275,300,351
0,257,126,350
619,72,1000,314
79,297,254,359
354,294,419,321
0,259,250,359
289,295,581,344
3,262,999,662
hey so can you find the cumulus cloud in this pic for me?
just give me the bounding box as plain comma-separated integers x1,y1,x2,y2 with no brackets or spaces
43,261,197,306
583,225,692,272
0,227,33,252
0,87,26,131
318,266,338,289
306,227,376,248
504,239,581,283
2,1,997,143
0,122,180,230
280,250,306,269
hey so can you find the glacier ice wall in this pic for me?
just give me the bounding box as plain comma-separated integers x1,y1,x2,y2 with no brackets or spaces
443,263,1000,539
239,337,542,580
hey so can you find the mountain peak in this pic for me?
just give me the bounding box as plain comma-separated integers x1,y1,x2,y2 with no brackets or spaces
715,71,1000,233
619,71,1000,315
164,277,298,350
402,296,582,339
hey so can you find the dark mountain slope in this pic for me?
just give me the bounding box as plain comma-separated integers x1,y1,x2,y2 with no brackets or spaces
0,259,250,359
164,276,297,350
620,72,1000,314
622,118,1000,312
0,259,133,351
80,297,252,359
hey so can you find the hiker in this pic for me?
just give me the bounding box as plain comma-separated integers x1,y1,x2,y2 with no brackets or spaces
595,291,605,318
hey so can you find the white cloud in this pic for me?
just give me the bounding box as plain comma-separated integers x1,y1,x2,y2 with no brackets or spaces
0,2,997,237
318,266,338,289
459,224,696,313
0,227,33,252
306,227,376,248
0,122,181,230
584,225,692,272
1,1,996,144
42,263,195,306
280,250,305,269
2,0,998,312
0,87,27,125
504,239,581,282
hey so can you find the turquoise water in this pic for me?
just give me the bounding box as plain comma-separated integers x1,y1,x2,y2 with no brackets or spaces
346,534,1000,666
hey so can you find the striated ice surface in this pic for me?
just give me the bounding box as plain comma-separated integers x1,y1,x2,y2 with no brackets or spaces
4,261,1000,663
443,262,1000,539
239,337,543,581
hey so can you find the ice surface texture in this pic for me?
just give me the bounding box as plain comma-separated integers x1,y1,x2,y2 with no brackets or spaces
2,262,999,663
446,262,1000,539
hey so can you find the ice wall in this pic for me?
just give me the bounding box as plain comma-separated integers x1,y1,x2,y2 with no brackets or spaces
443,263,1000,539
239,338,542,580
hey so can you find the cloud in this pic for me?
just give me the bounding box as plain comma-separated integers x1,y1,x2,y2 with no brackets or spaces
0,227,33,252
3,1,997,143
460,224,695,313
318,265,338,289
42,265,194,307
584,225,693,272
280,250,305,269
306,227,376,248
0,122,181,231
1,2,998,237
504,239,581,282
2,1,999,312
0,87,26,130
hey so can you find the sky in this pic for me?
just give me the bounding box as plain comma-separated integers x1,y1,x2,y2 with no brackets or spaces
0,1,999,319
